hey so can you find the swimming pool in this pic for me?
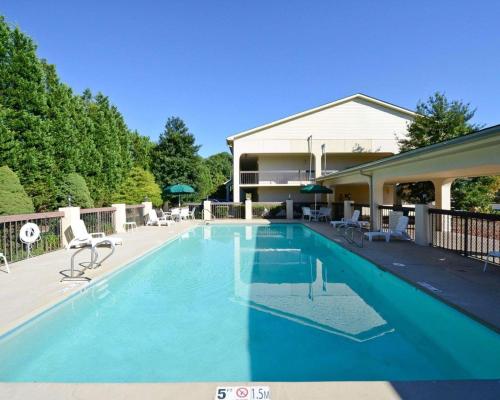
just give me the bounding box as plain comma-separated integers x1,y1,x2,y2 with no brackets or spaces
0,224,499,382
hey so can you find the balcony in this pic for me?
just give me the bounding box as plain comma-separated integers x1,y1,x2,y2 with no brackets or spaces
240,170,315,185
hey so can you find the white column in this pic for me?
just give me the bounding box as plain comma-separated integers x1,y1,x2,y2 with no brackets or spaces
112,203,126,233
233,152,241,202
433,178,454,210
59,206,80,247
203,200,212,221
142,201,152,216
432,178,454,232
414,204,431,246
371,179,385,231
286,199,294,220
344,200,354,220
245,199,252,220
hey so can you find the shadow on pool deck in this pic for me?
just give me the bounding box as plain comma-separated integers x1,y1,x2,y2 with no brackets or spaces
302,221,500,332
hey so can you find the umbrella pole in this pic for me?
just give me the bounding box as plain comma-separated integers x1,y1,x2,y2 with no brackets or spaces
179,194,181,207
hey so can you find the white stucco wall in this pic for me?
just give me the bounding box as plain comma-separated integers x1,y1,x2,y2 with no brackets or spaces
232,98,412,156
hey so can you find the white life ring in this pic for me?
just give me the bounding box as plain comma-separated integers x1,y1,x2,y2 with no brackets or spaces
20,223,41,244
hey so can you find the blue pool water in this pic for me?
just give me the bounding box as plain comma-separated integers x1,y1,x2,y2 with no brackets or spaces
0,224,499,382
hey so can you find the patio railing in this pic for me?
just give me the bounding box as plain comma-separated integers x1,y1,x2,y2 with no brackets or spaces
252,202,286,219
240,170,315,185
0,211,64,263
378,205,415,239
80,207,116,235
126,204,145,226
210,202,244,219
429,208,500,265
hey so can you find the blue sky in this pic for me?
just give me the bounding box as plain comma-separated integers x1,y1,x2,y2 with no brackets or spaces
2,0,499,156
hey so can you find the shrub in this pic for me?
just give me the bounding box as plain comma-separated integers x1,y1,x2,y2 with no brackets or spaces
58,173,94,208
0,166,35,215
112,167,162,206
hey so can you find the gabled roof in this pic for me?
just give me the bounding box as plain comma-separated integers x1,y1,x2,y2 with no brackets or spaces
226,93,416,144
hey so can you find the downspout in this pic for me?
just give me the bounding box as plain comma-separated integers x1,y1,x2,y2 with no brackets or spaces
360,170,375,231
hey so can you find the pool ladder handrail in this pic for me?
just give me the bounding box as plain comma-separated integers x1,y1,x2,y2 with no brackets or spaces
344,226,364,248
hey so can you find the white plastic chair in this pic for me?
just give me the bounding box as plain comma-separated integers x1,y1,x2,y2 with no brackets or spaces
331,210,360,229
67,219,123,249
364,216,410,242
180,207,190,220
302,207,312,221
0,252,9,274
318,207,332,222
146,209,174,226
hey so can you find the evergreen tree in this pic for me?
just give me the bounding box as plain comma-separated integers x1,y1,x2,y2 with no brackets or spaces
57,173,94,208
397,92,496,210
0,165,34,215
112,167,162,206
152,117,203,201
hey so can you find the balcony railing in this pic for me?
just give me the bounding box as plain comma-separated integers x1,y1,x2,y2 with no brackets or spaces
240,170,315,185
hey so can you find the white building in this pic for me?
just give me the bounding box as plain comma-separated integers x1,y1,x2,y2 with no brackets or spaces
227,94,415,203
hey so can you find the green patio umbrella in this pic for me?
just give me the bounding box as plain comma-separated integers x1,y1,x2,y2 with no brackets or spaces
300,184,333,212
164,184,195,206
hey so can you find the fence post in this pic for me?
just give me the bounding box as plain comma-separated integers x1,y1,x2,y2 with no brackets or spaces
415,204,430,246
112,203,126,233
58,206,81,247
245,199,252,220
203,200,212,220
286,199,294,220
142,201,152,217
344,201,354,220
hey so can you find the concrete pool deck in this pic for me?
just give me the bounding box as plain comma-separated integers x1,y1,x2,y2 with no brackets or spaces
0,219,499,399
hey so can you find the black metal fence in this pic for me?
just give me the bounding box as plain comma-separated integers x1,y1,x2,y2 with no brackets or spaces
0,211,64,263
80,207,116,235
210,202,244,219
429,208,500,265
252,202,286,219
126,205,145,226
378,205,416,239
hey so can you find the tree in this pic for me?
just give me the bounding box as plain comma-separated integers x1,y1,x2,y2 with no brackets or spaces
397,92,496,209
112,166,162,206
204,152,232,199
0,165,34,215
130,130,154,170
152,117,203,201
57,173,93,208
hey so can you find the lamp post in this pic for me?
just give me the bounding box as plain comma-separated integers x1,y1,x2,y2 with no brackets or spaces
67,195,72,207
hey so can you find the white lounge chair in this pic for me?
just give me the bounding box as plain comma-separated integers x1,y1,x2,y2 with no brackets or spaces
331,210,360,229
188,207,196,220
146,209,174,226
364,216,410,242
302,207,312,221
180,207,190,220
0,252,9,274
67,219,123,249
318,207,332,222
483,251,500,272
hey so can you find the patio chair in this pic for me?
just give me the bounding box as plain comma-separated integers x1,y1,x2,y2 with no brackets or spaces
146,209,174,226
364,216,410,242
331,210,360,229
302,207,312,221
318,207,332,222
0,252,9,274
188,207,196,220
169,207,181,221
67,219,123,249
483,251,500,272
180,207,190,220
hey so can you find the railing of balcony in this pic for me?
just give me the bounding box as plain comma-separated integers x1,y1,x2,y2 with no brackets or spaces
240,170,315,185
